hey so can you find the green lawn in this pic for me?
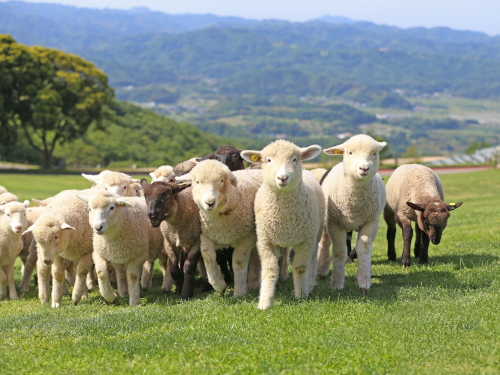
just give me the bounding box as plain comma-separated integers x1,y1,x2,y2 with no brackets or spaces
1,171,500,374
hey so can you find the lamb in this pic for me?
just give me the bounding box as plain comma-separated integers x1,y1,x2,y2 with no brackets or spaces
176,160,263,296
0,200,29,300
150,165,176,183
130,182,144,197
82,170,140,197
241,141,325,310
384,164,462,267
0,186,8,195
141,179,203,300
23,189,94,307
318,134,387,293
76,192,164,306
0,192,18,205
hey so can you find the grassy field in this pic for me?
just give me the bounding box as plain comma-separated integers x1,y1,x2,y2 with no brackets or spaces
1,171,500,374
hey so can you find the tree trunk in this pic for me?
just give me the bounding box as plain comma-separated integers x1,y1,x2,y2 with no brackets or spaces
42,151,52,169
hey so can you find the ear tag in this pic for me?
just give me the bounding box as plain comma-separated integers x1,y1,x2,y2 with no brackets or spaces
251,154,259,162
449,203,456,206
333,149,341,154
26,226,32,231
178,182,185,185
119,202,126,206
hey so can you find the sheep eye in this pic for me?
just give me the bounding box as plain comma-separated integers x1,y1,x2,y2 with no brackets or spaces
221,179,224,184
123,186,126,190
267,157,272,164
55,235,59,240
348,151,353,156
110,206,114,211
292,157,297,164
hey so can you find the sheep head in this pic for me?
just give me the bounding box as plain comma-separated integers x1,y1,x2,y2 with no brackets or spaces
324,134,386,182
407,201,463,245
176,160,237,213
82,171,140,197
140,179,191,227
196,145,245,172
0,192,19,205
76,192,132,235
0,200,29,234
24,215,75,266
241,140,321,192
150,165,176,183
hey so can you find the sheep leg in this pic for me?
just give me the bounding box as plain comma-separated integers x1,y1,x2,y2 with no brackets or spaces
62,279,69,295
317,224,331,278
328,224,347,290
86,265,97,290
36,256,51,304
278,247,290,281
356,221,379,292
293,241,316,298
419,231,430,264
384,205,397,261
247,247,261,290
20,238,37,293
401,222,413,268
65,261,76,286
0,266,7,300
232,235,254,297
159,252,173,293
126,257,145,306
51,256,65,308
257,242,279,310
72,252,93,305
414,223,422,258
113,263,128,297
200,234,226,294
93,253,116,303
141,260,155,291
180,245,201,301
6,263,17,300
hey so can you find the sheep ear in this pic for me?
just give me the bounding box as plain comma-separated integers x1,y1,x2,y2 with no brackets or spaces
61,222,75,230
172,183,191,194
75,194,91,204
447,202,463,211
22,225,32,235
32,198,47,207
140,178,149,190
324,145,344,155
149,172,156,181
300,145,322,161
116,198,132,207
229,172,238,187
407,202,425,212
82,173,97,183
23,200,30,208
377,141,387,151
240,150,263,164
175,173,192,184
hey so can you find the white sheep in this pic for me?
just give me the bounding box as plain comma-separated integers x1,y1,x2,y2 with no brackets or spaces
0,186,8,195
241,141,325,310
76,192,164,306
150,165,176,183
310,167,328,183
82,170,141,197
176,160,262,297
0,200,29,300
23,189,94,307
318,134,387,293
0,192,18,205
384,164,462,267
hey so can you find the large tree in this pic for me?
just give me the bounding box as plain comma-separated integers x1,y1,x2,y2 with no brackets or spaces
0,35,114,167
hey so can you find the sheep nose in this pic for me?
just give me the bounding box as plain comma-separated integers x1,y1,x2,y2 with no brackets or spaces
359,166,369,172
206,201,215,209
15,226,23,232
278,176,289,183
95,225,103,233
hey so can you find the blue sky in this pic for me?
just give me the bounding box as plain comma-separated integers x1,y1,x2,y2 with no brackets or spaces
4,0,499,35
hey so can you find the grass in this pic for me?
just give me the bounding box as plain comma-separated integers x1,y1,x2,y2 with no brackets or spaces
1,170,500,373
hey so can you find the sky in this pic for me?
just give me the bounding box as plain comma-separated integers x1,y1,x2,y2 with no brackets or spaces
4,0,500,36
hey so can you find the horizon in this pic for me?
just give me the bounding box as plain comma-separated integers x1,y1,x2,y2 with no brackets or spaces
1,0,499,36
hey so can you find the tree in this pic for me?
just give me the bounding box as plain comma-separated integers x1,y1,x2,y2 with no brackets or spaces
0,35,115,168
466,141,491,155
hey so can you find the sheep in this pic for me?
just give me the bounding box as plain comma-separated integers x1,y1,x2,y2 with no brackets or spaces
82,170,140,197
176,160,263,297
32,197,53,207
23,189,95,307
150,165,176,183
318,134,387,293
0,200,29,300
0,186,8,195
310,168,328,183
241,141,325,310
173,158,199,177
130,182,144,197
141,180,204,300
196,145,245,172
76,191,164,306
0,192,18,205
384,164,463,267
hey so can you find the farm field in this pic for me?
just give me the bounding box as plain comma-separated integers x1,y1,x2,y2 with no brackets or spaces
1,170,500,374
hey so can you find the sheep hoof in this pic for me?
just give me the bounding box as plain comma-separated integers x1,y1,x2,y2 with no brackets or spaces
359,288,369,294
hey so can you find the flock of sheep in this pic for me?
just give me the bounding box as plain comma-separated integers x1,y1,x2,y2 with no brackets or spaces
0,135,462,310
